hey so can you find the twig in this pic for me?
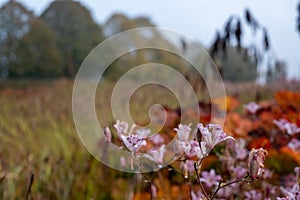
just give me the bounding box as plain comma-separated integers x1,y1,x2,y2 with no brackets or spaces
0,174,6,185
194,161,209,199
25,173,34,200
210,173,255,200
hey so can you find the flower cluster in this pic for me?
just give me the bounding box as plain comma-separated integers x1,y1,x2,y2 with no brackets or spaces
110,120,272,199
273,119,300,135
114,120,147,153
174,123,235,160
243,101,260,114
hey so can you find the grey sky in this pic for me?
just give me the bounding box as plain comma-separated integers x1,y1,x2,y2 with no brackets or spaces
1,0,300,79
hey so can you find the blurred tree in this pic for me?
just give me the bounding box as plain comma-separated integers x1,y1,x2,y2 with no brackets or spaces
103,13,155,37
102,14,193,82
0,0,34,77
40,0,104,77
266,61,287,83
210,8,278,82
103,13,135,36
214,46,257,82
10,18,63,77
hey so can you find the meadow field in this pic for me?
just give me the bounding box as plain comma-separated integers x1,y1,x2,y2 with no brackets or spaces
0,79,299,199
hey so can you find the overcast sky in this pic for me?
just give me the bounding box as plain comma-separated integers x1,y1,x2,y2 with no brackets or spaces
1,0,300,79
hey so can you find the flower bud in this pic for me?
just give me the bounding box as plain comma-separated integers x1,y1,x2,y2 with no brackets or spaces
248,148,268,179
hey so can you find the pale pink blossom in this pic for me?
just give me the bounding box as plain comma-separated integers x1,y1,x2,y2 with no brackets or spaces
198,123,235,156
273,119,300,135
243,102,260,114
244,190,262,200
174,123,234,159
174,140,191,155
174,123,192,156
200,169,222,187
144,145,165,167
114,121,146,153
181,160,195,178
231,165,248,178
288,138,300,151
191,190,206,200
136,128,151,138
150,134,165,146
187,140,202,158
279,187,300,200
234,139,248,160
119,134,147,153
174,123,192,141
114,120,129,134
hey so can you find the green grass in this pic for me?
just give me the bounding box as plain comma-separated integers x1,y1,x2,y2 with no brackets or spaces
0,78,298,199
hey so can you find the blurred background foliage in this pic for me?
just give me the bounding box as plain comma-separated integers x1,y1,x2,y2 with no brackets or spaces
1,0,298,82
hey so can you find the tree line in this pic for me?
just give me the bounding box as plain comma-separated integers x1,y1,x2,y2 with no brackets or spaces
1,0,299,81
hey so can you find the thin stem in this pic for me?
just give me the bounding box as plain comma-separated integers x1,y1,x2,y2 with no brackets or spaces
143,175,154,200
0,174,5,185
25,173,34,200
194,161,209,199
189,181,193,200
210,173,255,200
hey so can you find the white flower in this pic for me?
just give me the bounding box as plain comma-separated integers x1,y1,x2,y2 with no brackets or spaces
243,102,260,114
174,140,191,155
114,121,146,153
288,138,300,151
174,123,192,141
273,119,300,135
119,134,146,153
136,128,151,138
144,145,165,167
114,120,129,135
150,134,165,146
198,123,235,155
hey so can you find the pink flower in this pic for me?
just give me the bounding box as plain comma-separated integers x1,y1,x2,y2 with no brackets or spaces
188,140,202,158
174,123,192,156
244,190,262,200
114,121,146,153
174,140,191,155
231,165,248,179
198,123,235,156
119,134,147,153
114,120,129,134
288,138,300,151
136,128,151,138
279,187,300,200
273,119,300,135
191,190,206,200
280,167,300,199
200,169,222,187
248,148,268,179
174,123,234,159
150,134,165,146
234,139,248,160
181,160,195,178
243,102,260,114
144,145,165,168
174,123,192,141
